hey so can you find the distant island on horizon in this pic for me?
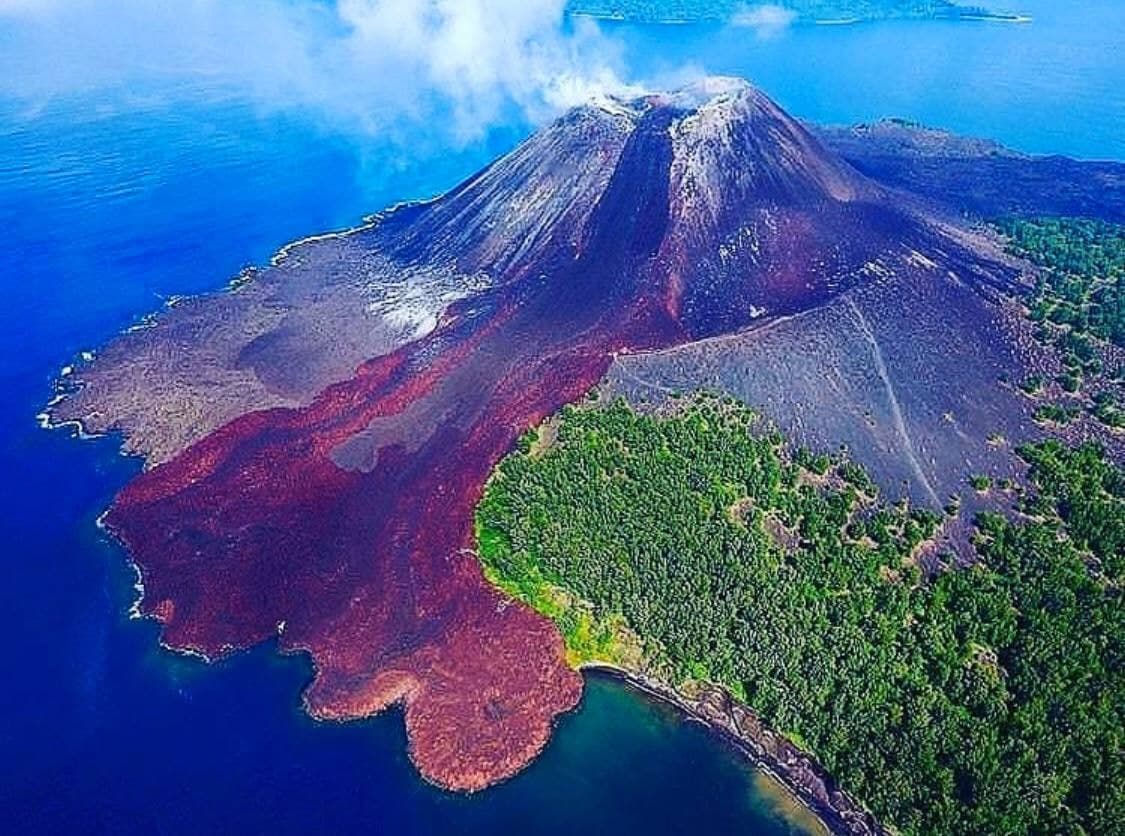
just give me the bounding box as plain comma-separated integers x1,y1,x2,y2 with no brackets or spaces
566,0,1031,25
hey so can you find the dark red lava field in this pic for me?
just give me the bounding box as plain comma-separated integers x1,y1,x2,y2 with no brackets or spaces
82,79,1053,789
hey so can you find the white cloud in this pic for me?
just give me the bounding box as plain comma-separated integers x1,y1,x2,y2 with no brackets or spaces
0,0,641,141
729,4,796,39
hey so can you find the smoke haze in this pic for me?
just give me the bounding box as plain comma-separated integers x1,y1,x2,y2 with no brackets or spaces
0,0,642,141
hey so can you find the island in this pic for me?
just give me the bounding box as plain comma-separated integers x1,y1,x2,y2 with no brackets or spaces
45,78,1122,830
565,1,1031,26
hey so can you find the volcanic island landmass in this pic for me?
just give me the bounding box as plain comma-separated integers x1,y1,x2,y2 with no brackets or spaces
45,78,1124,809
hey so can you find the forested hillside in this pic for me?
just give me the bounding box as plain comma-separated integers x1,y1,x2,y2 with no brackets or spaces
999,217,1124,348
999,217,1124,429
477,396,1123,835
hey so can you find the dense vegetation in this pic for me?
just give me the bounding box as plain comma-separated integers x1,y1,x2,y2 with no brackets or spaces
476,396,1123,836
998,216,1125,429
566,0,993,24
999,217,1125,349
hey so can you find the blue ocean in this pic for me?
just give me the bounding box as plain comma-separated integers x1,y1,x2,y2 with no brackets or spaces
3,1,1122,832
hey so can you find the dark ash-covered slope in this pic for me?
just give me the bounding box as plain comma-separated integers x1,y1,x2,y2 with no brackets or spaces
45,100,640,465
602,118,1125,516
815,119,1125,223
606,246,1048,514
45,77,1093,792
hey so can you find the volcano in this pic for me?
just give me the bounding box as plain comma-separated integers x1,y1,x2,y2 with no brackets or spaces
47,78,1093,791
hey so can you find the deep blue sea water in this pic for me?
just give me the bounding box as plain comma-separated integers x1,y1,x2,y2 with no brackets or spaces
617,0,1125,160
3,3,1123,833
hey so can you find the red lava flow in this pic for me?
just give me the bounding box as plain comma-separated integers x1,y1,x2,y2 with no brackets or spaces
100,84,906,789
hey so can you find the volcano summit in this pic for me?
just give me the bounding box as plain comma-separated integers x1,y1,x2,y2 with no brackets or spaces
45,78,1122,793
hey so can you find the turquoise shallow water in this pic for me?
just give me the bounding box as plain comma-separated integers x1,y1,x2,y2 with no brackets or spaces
2,3,1123,832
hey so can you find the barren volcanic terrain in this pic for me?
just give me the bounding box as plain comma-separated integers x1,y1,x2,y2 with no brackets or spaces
815,119,1125,224
46,78,1124,790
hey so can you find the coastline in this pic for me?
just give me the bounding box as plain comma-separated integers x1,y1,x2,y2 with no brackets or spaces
91,474,871,821
580,663,882,836
35,195,437,453
958,13,1032,23
569,10,1032,27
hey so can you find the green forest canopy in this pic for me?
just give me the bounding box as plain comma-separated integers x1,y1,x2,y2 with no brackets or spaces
998,216,1125,349
476,396,1123,836
997,216,1125,430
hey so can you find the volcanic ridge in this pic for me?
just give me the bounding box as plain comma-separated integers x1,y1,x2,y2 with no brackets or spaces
45,77,1121,791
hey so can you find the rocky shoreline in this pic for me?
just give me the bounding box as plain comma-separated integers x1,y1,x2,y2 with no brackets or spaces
584,664,883,836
